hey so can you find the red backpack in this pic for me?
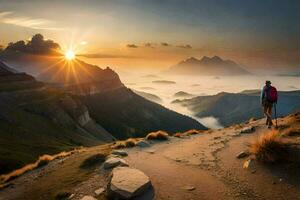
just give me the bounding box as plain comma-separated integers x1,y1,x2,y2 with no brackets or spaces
267,86,278,103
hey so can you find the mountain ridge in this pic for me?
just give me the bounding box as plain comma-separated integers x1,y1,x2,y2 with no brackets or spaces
168,56,251,76
173,89,300,126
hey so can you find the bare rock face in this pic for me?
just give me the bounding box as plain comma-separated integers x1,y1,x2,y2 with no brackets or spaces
108,167,152,199
59,96,92,126
103,157,128,169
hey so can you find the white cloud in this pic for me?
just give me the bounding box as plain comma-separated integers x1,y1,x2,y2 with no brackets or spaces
0,11,63,30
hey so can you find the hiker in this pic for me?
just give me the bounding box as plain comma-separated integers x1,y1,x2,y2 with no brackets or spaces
261,80,278,128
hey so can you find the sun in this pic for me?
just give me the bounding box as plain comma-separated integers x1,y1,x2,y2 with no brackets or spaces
65,50,76,60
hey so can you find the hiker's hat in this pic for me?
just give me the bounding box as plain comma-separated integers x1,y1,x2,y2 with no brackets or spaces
265,80,271,84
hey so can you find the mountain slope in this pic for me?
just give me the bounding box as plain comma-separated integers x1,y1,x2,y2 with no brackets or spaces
80,87,207,139
133,90,162,103
168,56,250,76
0,62,115,174
173,90,300,126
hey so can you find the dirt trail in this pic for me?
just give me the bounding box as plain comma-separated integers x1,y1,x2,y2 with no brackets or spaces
1,117,300,200
125,119,300,200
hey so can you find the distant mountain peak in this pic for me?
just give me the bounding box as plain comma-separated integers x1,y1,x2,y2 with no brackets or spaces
187,57,198,61
200,55,223,63
183,57,199,64
168,55,250,76
200,56,210,62
211,55,223,62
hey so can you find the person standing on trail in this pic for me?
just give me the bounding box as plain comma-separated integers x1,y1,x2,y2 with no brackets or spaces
261,80,278,128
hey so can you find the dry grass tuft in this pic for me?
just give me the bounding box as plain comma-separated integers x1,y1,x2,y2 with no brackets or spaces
125,138,137,147
112,138,139,149
146,131,169,140
250,130,288,163
282,127,300,137
182,129,202,136
248,117,257,123
234,124,243,130
0,150,78,184
174,133,182,138
112,141,126,149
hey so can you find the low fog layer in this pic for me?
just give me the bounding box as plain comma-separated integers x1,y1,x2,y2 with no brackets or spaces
118,72,300,129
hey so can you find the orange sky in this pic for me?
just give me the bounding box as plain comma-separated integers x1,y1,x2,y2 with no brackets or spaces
0,0,299,72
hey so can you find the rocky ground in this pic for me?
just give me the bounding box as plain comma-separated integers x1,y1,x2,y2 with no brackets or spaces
1,113,300,200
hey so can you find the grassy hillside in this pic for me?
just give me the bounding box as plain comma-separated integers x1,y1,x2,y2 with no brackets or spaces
80,87,207,139
173,90,300,126
0,86,115,175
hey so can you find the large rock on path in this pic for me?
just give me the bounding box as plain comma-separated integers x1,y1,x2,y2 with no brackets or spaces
109,167,152,199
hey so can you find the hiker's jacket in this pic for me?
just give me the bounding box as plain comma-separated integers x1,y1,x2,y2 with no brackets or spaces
260,85,271,104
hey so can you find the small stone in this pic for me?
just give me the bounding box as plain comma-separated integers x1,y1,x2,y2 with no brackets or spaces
240,126,255,134
243,159,253,169
236,151,249,159
103,157,128,169
112,150,128,157
136,140,151,148
182,186,196,191
80,196,97,200
68,194,75,199
106,154,121,159
145,149,155,154
94,187,105,196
